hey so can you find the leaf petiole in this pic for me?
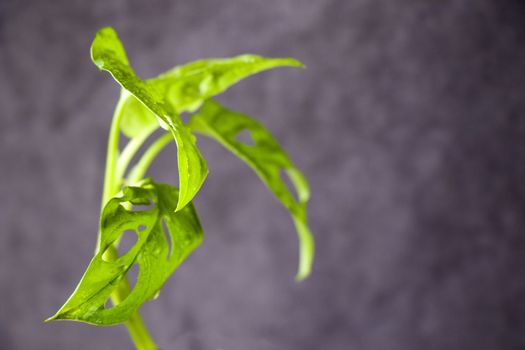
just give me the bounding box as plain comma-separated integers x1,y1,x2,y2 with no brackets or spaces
99,92,159,349
116,127,156,185
101,92,127,209
127,132,173,185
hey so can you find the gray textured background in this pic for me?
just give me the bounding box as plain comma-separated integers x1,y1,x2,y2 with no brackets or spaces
2,0,525,349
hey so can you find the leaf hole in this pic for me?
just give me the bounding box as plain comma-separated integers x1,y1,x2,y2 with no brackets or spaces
137,225,147,232
235,129,255,146
161,219,173,259
126,263,139,291
280,169,299,202
104,264,140,309
104,297,113,309
118,230,138,257
180,112,191,124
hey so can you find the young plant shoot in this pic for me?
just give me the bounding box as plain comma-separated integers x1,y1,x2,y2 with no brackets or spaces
47,27,314,349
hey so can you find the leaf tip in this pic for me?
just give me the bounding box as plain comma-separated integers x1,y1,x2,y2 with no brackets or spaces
295,61,307,69
90,26,129,70
174,197,189,213
294,271,309,282
294,254,313,282
43,313,60,323
284,58,306,69
45,306,73,323
96,26,118,38
175,163,209,212
292,216,315,282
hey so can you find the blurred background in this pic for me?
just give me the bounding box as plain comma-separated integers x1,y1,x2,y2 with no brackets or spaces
2,0,525,349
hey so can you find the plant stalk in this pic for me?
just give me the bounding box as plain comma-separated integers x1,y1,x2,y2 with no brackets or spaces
127,132,173,185
101,92,158,350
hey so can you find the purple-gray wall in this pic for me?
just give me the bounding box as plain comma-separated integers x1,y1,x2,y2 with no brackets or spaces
1,0,525,349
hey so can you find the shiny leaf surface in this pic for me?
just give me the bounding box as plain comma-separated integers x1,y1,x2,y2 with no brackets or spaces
91,27,207,211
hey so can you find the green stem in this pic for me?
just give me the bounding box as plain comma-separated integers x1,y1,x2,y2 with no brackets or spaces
125,313,159,350
115,127,156,185
101,91,158,350
127,132,173,184
101,93,126,209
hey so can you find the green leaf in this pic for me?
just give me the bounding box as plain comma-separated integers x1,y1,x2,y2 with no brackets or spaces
91,27,207,211
47,179,203,325
150,54,304,113
189,100,314,280
119,92,158,138
121,55,303,138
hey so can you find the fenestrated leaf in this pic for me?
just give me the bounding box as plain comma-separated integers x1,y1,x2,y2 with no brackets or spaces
91,27,207,211
189,100,314,280
150,54,304,113
47,179,203,325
